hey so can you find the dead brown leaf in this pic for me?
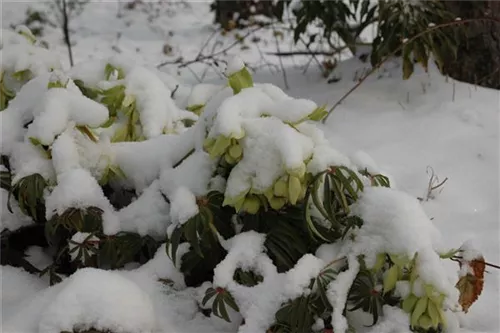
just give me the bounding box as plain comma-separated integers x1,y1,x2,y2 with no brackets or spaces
456,257,485,313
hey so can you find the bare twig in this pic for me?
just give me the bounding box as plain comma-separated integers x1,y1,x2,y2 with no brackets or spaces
200,40,223,81
321,17,500,124
417,166,448,202
266,50,339,57
156,23,271,69
299,36,328,75
60,0,74,66
451,256,500,270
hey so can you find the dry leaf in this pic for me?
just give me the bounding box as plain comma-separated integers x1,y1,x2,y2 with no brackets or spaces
455,257,485,313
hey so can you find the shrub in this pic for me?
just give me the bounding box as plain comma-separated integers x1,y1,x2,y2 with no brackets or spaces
290,0,462,80
0,27,488,333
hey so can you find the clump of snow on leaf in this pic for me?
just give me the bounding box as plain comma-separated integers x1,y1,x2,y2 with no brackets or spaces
351,187,459,300
45,168,120,235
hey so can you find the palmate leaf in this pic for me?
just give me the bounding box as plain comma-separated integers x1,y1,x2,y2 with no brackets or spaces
274,294,316,333
47,207,104,238
9,173,47,222
97,232,144,269
265,217,312,273
68,233,99,267
305,183,334,242
272,260,347,333
306,165,367,243
202,287,240,323
233,268,263,287
166,191,236,268
39,264,63,286
347,268,390,326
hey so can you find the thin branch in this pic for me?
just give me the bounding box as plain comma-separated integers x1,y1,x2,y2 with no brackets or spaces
266,50,339,57
272,23,289,90
61,0,74,66
452,256,500,270
156,23,271,69
299,36,328,75
200,40,223,81
321,17,500,124
196,28,219,60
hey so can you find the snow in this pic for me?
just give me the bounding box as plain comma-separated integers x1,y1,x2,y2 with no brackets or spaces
226,56,246,76
124,66,185,137
38,268,156,333
1,2,499,333
118,180,170,237
159,150,215,197
25,246,53,272
26,88,109,146
168,186,199,225
112,132,196,192
352,186,442,257
214,231,327,333
327,255,360,333
187,83,225,108
364,305,412,333
45,168,120,235
1,43,61,79
9,141,56,183
0,266,46,319
0,187,34,231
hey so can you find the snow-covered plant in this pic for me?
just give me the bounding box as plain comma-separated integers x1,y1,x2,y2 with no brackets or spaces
0,26,489,333
0,26,60,110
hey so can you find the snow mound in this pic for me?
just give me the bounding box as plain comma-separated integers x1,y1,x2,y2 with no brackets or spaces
38,268,156,333
0,266,46,307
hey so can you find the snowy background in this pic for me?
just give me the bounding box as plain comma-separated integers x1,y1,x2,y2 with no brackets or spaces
1,1,499,332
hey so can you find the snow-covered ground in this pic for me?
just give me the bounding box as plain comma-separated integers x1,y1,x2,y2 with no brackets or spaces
1,1,499,333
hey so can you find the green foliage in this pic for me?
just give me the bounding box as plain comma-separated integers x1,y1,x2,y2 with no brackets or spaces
9,174,47,223
293,0,377,52
291,0,461,80
165,192,235,286
227,66,254,94
371,0,461,78
0,156,12,191
347,267,399,326
233,268,263,286
0,71,18,111
202,287,240,322
270,261,345,333
2,35,478,333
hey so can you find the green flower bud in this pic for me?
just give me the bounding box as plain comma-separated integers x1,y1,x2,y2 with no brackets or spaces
383,265,399,293
288,175,302,205
242,195,261,214
210,135,231,159
228,143,243,160
268,196,287,210
273,177,288,197
402,294,419,313
411,296,429,328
